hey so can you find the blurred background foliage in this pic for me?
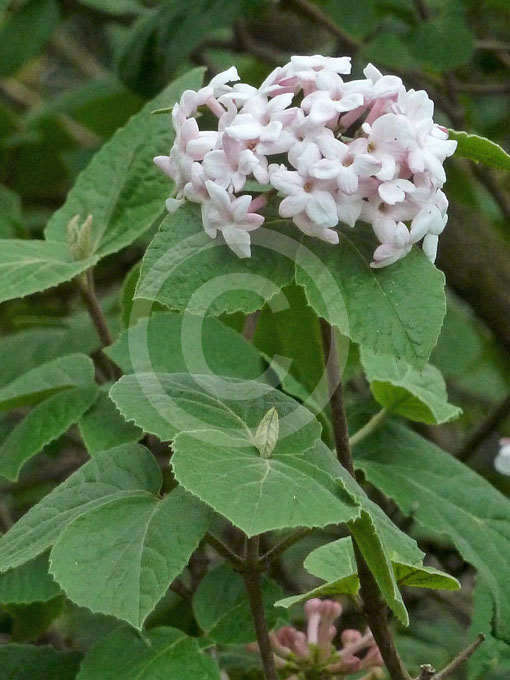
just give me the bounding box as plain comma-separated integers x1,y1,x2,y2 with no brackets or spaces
0,0,510,678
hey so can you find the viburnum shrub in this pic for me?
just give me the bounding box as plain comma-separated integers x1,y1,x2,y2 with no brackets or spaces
154,56,456,265
1,52,510,680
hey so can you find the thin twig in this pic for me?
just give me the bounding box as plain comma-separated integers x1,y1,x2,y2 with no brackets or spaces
258,528,312,567
284,0,360,52
77,269,121,380
52,29,105,79
205,532,244,570
472,164,510,223
454,81,510,95
77,270,113,348
457,392,510,462
349,409,388,448
477,39,510,52
414,634,485,680
433,634,485,679
169,579,192,600
234,19,289,67
319,318,411,680
0,78,100,148
243,536,279,680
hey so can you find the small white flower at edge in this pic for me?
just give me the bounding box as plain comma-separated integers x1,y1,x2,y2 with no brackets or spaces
495,438,510,476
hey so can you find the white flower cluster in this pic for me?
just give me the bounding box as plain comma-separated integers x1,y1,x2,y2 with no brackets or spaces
154,56,457,266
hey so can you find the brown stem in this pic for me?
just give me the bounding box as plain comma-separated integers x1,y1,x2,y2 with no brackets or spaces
77,270,121,381
414,0,431,20
205,531,244,570
258,527,311,567
318,319,354,474
319,318,411,680
243,536,279,680
457,393,510,462
78,270,113,348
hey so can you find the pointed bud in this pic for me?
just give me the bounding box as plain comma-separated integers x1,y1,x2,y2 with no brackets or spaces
254,407,279,459
67,214,94,260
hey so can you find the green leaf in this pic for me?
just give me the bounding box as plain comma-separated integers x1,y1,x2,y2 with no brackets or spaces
6,596,65,643
253,284,329,415
276,538,458,608
172,429,359,536
105,311,264,379
306,439,424,566
78,389,142,455
0,644,81,680
77,626,221,680
0,443,161,573
117,1,242,97
306,537,456,590
354,422,510,642
448,129,510,172
361,33,417,70
0,384,99,481
0,354,94,410
0,309,115,389
323,0,377,38
135,205,296,316
295,226,446,369
468,583,510,679
44,68,205,259
349,510,409,625
193,564,284,644
0,0,61,77
0,239,96,304
50,487,210,628
0,382,98,479
360,348,461,424
0,553,61,604
110,373,321,453
408,13,475,71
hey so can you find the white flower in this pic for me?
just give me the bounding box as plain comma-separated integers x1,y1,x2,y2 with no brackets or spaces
201,181,264,258
495,439,510,476
270,166,338,229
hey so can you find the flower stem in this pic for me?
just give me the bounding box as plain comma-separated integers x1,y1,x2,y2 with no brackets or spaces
319,318,411,680
243,536,279,680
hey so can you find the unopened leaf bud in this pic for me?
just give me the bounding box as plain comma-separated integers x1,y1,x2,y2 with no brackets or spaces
254,407,279,459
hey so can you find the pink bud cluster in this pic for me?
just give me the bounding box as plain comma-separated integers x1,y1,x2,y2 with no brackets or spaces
154,55,456,267
246,598,384,679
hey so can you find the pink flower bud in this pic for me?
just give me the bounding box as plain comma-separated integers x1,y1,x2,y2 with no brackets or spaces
341,629,363,646
326,653,362,674
293,631,310,659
